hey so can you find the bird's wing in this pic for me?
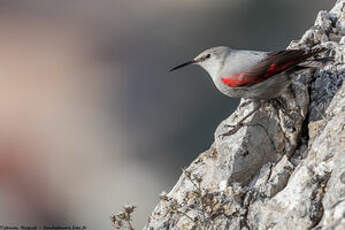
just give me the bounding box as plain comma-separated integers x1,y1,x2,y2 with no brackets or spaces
221,48,326,87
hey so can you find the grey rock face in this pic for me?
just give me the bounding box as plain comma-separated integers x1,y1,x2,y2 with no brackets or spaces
144,1,345,229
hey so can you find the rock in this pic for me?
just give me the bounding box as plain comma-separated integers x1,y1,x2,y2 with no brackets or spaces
144,1,345,229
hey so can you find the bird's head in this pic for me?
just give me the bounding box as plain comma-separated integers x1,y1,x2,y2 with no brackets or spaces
169,46,231,77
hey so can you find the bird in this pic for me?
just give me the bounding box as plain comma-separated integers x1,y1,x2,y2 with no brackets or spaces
169,46,329,136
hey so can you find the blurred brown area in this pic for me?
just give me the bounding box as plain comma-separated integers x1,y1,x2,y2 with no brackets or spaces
0,0,335,229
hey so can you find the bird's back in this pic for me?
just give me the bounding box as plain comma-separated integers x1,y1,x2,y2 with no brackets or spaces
219,49,268,76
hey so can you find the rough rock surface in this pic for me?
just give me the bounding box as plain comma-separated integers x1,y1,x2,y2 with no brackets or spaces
144,1,345,229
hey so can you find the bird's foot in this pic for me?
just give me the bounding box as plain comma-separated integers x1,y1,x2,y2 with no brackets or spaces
219,101,262,139
219,122,245,139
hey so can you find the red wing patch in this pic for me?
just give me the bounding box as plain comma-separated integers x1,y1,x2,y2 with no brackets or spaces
221,72,249,87
264,62,293,78
222,62,294,87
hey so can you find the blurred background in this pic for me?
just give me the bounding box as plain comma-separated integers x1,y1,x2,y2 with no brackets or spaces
0,0,335,229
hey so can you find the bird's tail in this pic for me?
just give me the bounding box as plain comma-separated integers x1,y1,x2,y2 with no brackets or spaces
287,47,333,74
297,47,333,69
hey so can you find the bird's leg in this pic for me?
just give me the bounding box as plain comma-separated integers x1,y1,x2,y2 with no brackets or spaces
238,99,253,109
220,101,262,138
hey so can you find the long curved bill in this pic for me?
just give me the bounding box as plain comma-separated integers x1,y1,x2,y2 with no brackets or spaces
169,60,197,72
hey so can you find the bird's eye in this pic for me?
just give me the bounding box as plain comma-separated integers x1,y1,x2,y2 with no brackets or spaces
206,54,211,58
